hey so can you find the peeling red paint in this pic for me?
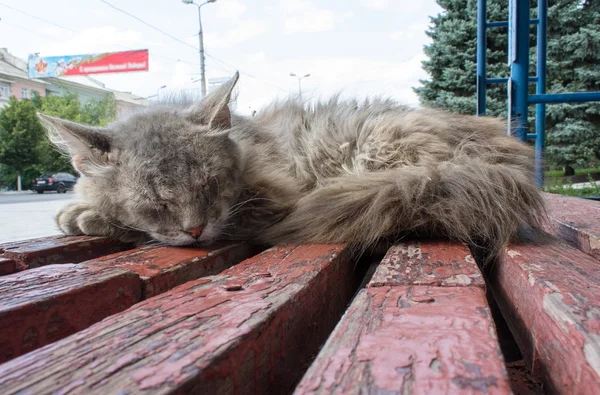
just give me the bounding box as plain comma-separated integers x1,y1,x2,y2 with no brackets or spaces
0,243,361,395
0,264,141,363
0,258,16,276
369,241,483,288
83,242,254,298
544,192,600,260
294,286,511,394
0,235,135,272
490,241,600,393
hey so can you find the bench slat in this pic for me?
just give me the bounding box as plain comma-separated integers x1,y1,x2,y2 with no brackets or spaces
295,286,511,394
369,241,484,288
296,241,510,394
544,192,600,260
0,258,16,276
83,242,254,298
0,244,361,395
488,242,600,393
0,235,135,274
0,244,251,362
0,264,141,363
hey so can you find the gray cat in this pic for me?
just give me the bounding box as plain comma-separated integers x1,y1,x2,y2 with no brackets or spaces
38,72,546,260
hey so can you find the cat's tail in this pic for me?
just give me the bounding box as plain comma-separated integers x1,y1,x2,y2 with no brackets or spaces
259,158,547,262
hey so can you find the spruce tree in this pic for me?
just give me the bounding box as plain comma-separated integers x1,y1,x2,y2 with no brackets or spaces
414,0,510,116
545,0,600,172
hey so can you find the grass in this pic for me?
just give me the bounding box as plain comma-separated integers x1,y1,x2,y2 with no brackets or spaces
544,167,600,179
543,173,600,197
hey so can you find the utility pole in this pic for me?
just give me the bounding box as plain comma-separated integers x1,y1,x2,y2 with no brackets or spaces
182,0,216,97
289,72,311,99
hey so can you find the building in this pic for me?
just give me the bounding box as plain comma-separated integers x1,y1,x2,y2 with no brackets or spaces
0,48,48,108
0,48,148,112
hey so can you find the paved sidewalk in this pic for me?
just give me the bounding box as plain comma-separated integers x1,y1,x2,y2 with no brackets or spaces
0,198,75,243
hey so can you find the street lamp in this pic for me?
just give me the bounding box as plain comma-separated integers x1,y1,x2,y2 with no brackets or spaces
182,0,217,98
289,72,310,98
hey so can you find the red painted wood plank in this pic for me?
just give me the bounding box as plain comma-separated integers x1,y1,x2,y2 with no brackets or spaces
369,241,484,288
0,243,360,394
83,242,254,298
295,285,511,394
543,192,600,260
0,235,135,272
488,242,600,393
0,264,141,363
0,257,16,276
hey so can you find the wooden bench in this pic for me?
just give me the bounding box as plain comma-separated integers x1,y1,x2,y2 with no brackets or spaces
0,192,598,394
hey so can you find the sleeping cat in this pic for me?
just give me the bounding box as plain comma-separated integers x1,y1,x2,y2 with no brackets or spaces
38,72,545,260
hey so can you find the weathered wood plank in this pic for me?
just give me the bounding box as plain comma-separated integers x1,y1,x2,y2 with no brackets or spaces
0,257,16,276
0,264,141,363
295,285,511,394
0,235,135,273
488,242,600,393
83,242,254,298
543,192,600,260
369,241,484,288
0,243,361,395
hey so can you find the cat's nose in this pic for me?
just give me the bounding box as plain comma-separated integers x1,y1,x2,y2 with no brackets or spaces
185,226,204,239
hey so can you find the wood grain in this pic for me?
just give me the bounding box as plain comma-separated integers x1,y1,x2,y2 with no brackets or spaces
544,192,600,260
370,241,484,288
0,243,360,395
83,242,254,298
0,264,141,363
295,286,511,394
0,235,135,273
488,242,600,393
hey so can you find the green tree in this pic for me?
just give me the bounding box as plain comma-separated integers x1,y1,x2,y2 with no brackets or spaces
414,0,510,116
38,93,118,174
0,97,45,190
545,0,600,172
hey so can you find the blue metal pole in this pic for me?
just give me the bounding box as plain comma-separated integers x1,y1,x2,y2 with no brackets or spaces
529,92,600,104
508,0,530,141
476,0,487,116
535,0,547,187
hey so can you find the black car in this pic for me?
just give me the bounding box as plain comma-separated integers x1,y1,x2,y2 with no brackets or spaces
32,173,77,194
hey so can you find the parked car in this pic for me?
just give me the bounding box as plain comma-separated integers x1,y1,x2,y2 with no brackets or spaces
32,173,77,194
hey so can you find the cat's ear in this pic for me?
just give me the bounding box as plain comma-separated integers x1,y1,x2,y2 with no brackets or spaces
37,113,114,175
188,71,239,129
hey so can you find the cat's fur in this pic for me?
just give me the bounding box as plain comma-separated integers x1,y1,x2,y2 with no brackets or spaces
39,72,546,260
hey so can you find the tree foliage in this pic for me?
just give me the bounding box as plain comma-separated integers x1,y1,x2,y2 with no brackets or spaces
415,0,599,173
0,97,45,189
0,92,117,189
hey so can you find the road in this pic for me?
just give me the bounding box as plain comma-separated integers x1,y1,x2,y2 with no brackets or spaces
0,191,76,244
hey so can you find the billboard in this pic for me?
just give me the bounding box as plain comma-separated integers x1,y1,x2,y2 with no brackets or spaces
28,49,149,78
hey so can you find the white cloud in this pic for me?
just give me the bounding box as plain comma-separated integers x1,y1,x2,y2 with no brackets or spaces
204,19,268,48
389,22,428,41
284,9,335,34
280,0,312,13
215,0,247,20
38,26,143,55
360,0,390,9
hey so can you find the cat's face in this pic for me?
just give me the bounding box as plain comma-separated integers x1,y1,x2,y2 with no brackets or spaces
40,72,243,245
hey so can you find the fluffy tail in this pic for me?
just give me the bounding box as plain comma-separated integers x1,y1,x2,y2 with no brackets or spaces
260,157,546,261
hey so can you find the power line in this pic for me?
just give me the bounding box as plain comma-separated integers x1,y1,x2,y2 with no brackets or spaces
0,2,75,32
99,0,290,94
100,0,199,52
0,1,197,67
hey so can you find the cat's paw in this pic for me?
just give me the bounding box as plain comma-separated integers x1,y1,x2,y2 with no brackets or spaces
56,202,147,243
56,202,92,235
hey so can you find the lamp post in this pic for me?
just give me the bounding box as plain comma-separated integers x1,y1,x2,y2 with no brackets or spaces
182,0,216,98
289,72,310,98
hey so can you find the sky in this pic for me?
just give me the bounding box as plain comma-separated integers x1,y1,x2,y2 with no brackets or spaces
0,0,442,114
